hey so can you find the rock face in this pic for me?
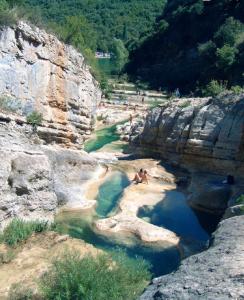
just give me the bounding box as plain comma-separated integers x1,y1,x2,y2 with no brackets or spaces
0,115,100,229
0,22,101,148
0,22,101,228
135,94,244,177
140,215,244,300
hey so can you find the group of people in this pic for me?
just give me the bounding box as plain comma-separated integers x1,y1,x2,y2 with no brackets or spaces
132,168,148,184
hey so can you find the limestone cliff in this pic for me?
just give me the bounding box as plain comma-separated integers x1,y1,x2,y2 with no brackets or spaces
0,21,101,148
0,22,101,229
133,94,244,177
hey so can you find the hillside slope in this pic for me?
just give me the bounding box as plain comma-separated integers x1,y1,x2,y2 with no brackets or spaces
127,0,244,92
23,0,166,51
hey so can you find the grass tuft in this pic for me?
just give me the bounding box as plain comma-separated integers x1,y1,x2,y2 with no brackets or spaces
1,219,49,247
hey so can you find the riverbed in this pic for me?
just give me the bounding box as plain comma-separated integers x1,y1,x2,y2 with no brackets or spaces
56,122,220,277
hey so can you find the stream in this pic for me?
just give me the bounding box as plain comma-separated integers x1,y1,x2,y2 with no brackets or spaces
56,123,220,277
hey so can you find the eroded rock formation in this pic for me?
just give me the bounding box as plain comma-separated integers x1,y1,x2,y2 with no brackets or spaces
0,22,101,228
133,94,244,177
0,116,100,229
0,22,101,148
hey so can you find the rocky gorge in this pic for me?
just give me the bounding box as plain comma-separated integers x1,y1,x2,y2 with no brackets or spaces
128,95,244,299
0,22,243,300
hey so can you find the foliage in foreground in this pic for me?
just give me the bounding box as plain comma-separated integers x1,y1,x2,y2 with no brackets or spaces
39,250,151,300
0,218,49,247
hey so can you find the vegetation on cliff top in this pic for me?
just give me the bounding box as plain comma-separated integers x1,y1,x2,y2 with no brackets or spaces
22,0,166,53
126,0,244,93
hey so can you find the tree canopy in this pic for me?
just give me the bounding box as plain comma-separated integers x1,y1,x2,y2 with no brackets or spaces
126,0,244,92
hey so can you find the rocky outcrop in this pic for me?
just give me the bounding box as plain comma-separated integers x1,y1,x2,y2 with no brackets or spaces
140,215,244,300
0,116,100,229
0,22,101,148
0,21,102,228
134,94,244,177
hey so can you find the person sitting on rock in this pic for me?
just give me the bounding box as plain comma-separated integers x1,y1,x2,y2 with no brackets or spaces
141,170,149,184
132,168,143,184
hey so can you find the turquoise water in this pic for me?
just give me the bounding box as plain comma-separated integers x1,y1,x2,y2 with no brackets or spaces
84,124,120,153
97,59,116,77
55,211,181,277
55,171,180,277
138,190,218,244
96,171,130,217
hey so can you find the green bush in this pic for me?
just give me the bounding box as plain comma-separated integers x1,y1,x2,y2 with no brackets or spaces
202,80,227,97
8,283,34,300
0,96,22,113
216,45,238,71
0,9,17,27
236,195,244,205
26,111,43,127
40,250,151,300
1,219,49,247
230,85,244,94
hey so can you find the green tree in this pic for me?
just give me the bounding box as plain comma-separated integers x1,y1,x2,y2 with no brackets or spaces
59,15,97,52
216,45,238,70
214,17,244,46
0,0,8,11
111,38,128,74
6,0,24,8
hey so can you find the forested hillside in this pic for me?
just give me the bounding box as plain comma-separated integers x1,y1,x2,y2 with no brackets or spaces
22,0,166,52
126,0,244,93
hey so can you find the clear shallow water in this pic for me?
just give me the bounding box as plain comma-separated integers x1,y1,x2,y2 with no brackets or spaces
55,211,181,277
84,124,120,153
95,171,130,217
137,190,219,245
55,171,180,277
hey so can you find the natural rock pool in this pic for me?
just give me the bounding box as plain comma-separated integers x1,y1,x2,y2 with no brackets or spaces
95,171,130,217
84,123,120,153
59,123,221,277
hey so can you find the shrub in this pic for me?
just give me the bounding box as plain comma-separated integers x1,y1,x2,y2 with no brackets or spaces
0,9,18,27
230,85,244,94
39,250,151,300
236,195,244,206
202,80,227,97
26,111,43,127
8,283,34,300
0,96,22,113
2,219,49,247
216,45,238,71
